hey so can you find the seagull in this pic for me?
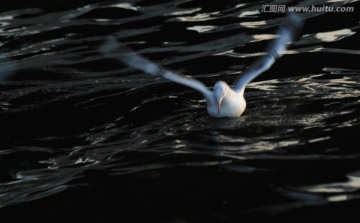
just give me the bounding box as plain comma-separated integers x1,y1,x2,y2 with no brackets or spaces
100,13,302,118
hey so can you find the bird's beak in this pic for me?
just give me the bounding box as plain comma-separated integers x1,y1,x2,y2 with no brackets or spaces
217,102,221,114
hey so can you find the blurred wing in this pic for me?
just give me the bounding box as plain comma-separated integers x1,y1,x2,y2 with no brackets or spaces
234,13,303,93
100,38,213,102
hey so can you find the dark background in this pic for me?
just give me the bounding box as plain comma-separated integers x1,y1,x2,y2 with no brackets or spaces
0,0,360,222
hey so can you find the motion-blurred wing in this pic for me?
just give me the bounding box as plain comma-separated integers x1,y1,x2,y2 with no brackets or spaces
234,13,303,93
100,38,213,102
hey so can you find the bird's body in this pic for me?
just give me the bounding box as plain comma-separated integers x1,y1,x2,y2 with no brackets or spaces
207,81,246,118
101,13,302,118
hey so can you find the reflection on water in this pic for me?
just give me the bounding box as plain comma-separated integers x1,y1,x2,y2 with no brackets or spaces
315,28,356,42
111,3,139,11
305,170,360,194
239,10,260,18
240,20,267,28
0,0,360,222
187,25,216,33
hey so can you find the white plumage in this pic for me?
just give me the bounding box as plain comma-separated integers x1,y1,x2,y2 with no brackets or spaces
101,13,303,118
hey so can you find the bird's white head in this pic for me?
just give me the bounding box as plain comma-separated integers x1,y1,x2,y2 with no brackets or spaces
214,81,229,114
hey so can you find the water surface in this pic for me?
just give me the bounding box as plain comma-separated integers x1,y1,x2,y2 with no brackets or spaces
1,0,360,222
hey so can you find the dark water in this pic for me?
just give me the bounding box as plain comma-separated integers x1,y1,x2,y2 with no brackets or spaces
1,0,360,222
